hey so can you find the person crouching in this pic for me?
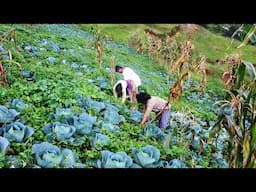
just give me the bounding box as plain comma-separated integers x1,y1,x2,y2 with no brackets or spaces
136,92,170,129
113,80,136,103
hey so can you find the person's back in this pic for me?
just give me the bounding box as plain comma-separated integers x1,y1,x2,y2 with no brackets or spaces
122,67,141,88
145,96,169,115
113,80,128,103
115,65,141,104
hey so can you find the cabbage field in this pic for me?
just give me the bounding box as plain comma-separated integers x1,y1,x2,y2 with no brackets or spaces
0,24,255,168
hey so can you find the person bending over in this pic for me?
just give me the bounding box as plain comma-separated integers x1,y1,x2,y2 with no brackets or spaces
113,80,135,103
136,92,170,129
115,65,141,103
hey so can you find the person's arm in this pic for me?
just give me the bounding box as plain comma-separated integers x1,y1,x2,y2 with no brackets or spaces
113,84,118,98
140,102,153,126
140,116,148,125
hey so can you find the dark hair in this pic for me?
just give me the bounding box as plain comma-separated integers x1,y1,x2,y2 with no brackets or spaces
115,65,123,72
136,92,151,105
115,83,123,98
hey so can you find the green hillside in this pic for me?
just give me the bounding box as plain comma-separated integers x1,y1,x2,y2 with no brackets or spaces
79,24,256,62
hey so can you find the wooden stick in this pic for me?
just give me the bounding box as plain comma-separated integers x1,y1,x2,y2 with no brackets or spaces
110,56,115,85
0,60,7,86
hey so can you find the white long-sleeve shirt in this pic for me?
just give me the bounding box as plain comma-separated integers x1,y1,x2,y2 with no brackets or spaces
122,67,141,87
113,80,128,103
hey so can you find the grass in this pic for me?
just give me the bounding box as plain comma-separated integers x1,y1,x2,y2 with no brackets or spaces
0,24,255,168
192,27,256,63
77,24,177,44
1,24,254,117
79,24,255,111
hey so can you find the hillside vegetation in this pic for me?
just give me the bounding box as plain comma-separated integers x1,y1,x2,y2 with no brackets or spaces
0,24,255,168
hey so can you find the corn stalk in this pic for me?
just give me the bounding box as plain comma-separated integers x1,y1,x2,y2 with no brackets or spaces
209,60,256,168
0,57,7,86
198,55,207,92
110,55,115,85
0,27,19,53
144,28,163,54
220,53,242,90
170,40,193,75
148,72,189,125
237,24,256,49
0,27,23,86
6,49,23,75
93,29,103,68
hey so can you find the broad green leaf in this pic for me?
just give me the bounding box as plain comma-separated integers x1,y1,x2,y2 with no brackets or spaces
236,64,245,89
237,25,256,49
247,144,256,168
242,132,250,167
243,24,256,43
251,120,256,146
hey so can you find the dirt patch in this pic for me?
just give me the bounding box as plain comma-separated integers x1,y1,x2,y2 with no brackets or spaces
167,24,200,39
179,24,200,32
205,68,215,76
206,59,223,65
